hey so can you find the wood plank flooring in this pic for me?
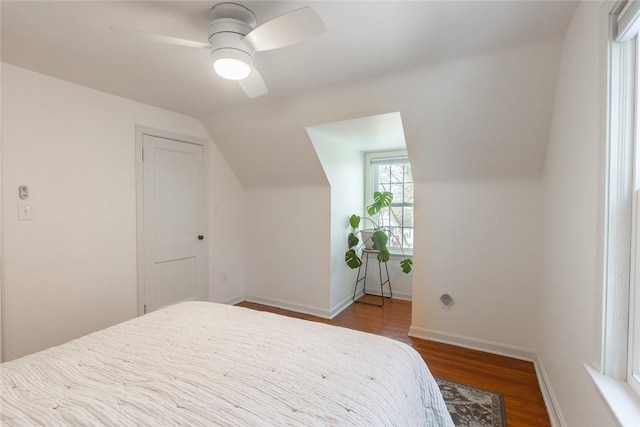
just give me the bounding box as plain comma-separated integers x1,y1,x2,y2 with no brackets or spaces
237,297,550,427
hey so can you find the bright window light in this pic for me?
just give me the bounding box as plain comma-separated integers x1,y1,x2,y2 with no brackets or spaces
365,151,414,252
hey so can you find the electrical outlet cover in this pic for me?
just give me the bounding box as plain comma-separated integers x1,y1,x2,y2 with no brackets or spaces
18,202,34,220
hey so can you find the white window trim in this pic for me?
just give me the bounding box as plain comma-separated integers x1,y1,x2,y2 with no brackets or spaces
630,37,640,397
603,15,635,384
364,150,413,255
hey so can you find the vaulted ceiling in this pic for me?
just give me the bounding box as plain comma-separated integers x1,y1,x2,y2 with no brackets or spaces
1,1,578,187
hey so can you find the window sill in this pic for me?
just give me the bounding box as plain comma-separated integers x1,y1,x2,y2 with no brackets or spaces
584,364,640,426
388,251,412,258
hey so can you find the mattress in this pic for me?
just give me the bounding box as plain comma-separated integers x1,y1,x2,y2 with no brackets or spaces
1,301,453,426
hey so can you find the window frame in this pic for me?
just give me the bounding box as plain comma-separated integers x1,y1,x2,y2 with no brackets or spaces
603,29,635,386
601,1,640,401
364,150,414,254
629,38,640,396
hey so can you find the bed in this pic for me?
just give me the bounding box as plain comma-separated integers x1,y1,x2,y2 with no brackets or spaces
0,301,453,426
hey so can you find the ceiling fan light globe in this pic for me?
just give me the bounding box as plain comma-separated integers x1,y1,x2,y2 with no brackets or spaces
213,58,251,80
211,48,253,80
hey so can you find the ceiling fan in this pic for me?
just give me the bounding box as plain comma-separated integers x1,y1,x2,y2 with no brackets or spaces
110,2,325,98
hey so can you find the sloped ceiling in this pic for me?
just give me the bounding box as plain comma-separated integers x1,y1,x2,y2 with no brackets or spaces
1,1,578,188
307,112,407,153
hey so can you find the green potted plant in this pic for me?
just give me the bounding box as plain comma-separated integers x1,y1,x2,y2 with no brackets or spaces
345,191,413,274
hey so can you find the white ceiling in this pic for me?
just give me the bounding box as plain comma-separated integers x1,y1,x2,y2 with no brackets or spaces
307,112,407,153
1,1,577,117
1,1,579,187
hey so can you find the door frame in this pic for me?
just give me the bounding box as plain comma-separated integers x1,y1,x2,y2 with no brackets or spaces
135,125,209,316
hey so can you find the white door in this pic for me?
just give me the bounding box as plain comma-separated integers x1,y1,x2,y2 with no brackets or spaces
141,134,208,313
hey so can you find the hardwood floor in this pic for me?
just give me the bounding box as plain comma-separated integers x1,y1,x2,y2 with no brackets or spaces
238,297,550,427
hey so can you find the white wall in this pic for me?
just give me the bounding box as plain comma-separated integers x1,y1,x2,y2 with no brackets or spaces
204,40,560,335
539,2,616,426
410,179,542,357
362,255,413,301
208,141,245,305
244,186,331,317
307,128,413,313
307,129,364,313
1,64,244,360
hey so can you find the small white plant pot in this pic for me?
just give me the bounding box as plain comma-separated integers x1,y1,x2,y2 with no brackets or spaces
360,229,376,250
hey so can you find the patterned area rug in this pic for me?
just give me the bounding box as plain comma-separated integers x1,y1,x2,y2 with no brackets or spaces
436,378,506,427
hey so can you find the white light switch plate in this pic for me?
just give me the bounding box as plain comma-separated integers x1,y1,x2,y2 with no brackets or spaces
18,203,34,220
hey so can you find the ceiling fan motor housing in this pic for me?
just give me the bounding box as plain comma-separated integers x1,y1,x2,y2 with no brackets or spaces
208,3,257,66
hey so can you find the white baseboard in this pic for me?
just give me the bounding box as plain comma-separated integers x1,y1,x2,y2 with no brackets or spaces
409,326,567,424
243,291,411,320
330,295,355,319
330,290,412,318
244,294,331,319
535,355,566,427
363,287,412,301
392,293,412,301
408,325,537,362
215,295,245,306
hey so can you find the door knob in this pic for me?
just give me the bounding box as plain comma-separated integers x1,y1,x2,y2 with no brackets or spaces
198,235,204,240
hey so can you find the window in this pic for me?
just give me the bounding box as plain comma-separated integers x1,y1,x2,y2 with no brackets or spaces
601,0,640,404
365,151,414,252
630,38,640,397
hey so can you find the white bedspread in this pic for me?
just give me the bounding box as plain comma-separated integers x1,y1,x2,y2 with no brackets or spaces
1,301,453,426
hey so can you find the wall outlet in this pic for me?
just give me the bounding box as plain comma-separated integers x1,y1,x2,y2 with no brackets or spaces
440,293,454,309
18,203,34,220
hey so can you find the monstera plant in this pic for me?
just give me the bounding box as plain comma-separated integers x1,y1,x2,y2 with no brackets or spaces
345,191,413,274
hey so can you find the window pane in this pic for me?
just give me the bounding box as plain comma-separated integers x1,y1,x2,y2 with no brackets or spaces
387,227,412,249
390,164,404,183
404,164,413,182
377,183,389,193
403,228,414,249
378,207,390,227
404,183,414,203
378,164,391,183
389,206,404,227
387,227,400,247
402,206,414,227
390,183,404,204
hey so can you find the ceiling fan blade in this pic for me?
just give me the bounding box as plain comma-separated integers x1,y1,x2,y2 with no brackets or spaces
238,68,268,98
243,6,325,52
109,26,211,49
